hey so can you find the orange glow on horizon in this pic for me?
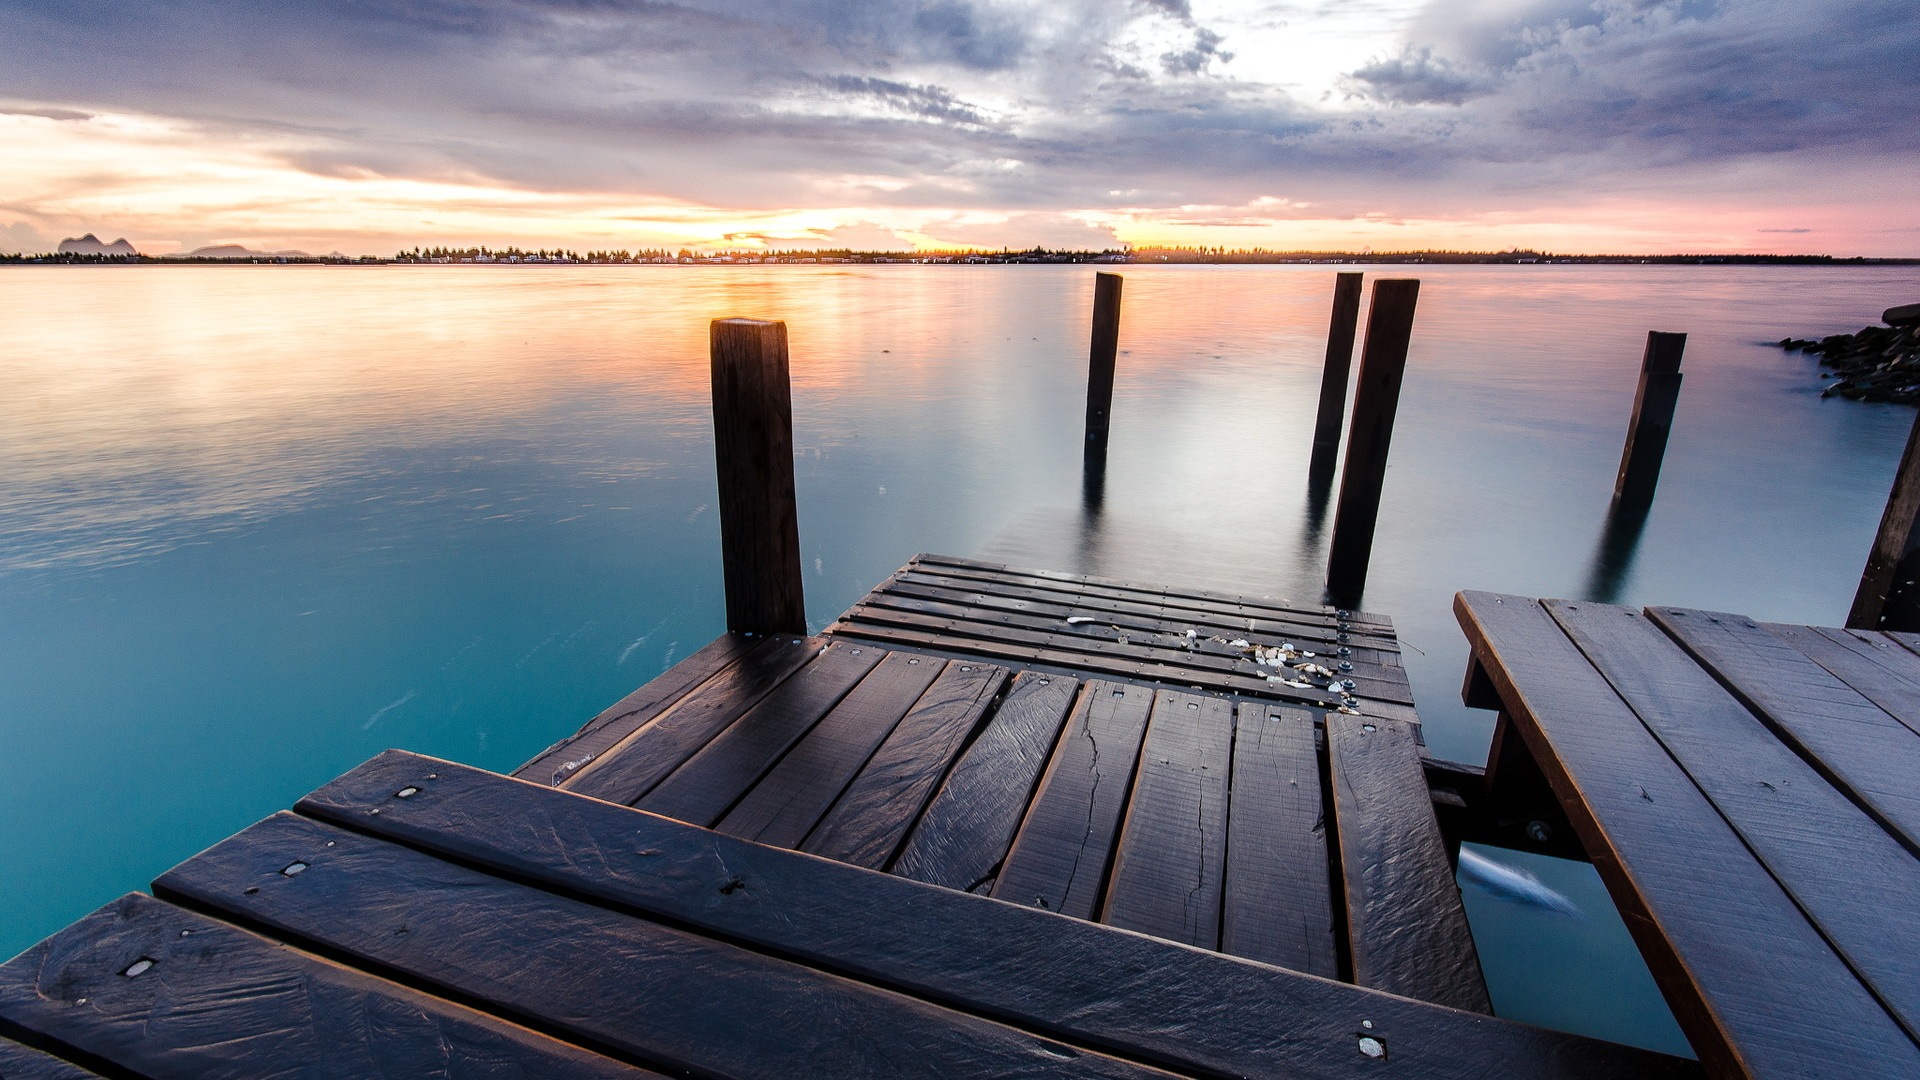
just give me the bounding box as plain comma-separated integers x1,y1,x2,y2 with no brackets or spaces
2,108,1913,258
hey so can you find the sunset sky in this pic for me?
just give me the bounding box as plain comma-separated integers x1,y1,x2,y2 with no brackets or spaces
2,0,1915,256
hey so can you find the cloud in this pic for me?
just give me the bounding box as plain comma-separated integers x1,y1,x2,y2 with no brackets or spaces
1347,46,1497,106
0,0,1914,252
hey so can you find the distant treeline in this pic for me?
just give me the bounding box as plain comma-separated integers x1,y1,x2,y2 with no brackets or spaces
6,246,1916,266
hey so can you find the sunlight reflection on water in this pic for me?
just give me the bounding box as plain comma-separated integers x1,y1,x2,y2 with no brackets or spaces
5,262,1919,1054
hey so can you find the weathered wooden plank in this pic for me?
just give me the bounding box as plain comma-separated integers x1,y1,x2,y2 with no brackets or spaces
1650,606,1920,854
1309,272,1365,484
1551,600,1920,1043
301,751,1701,1080
157,813,1165,1080
1326,279,1419,608
710,317,806,634
882,573,1401,667
1835,627,1920,685
1769,624,1920,739
1327,712,1490,1013
1101,690,1232,948
0,1036,100,1080
893,563,1384,645
565,634,816,804
994,682,1155,919
1847,407,1920,631
0,893,650,1080
1222,705,1338,978
1460,591,1918,1079
829,615,1420,722
923,551,1399,628
517,632,757,786
893,673,1080,889
637,642,885,826
1083,271,1123,456
718,652,946,847
802,662,1009,869
851,590,1410,703
908,556,1396,637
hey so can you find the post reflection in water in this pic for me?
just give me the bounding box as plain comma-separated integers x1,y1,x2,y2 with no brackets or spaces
6,262,1918,1060
1583,495,1654,606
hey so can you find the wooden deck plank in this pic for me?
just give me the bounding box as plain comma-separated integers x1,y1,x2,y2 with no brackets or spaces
516,632,757,786
1459,591,1919,1080
636,642,885,826
1769,624,1920,740
299,751,1700,1080
801,661,1009,869
0,1036,100,1079
717,652,946,847
1222,705,1338,978
994,682,1155,919
892,673,1080,889
1327,713,1491,1014
564,635,817,804
0,892,650,1080
1549,600,1920,1043
892,566,1398,654
1650,607,1920,854
850,590,1411,703
156,813,1166,1080
1100,690,1232,948
829,615,1420,721
882,573,1403,668
897,562,1398,648
914,553,1394,629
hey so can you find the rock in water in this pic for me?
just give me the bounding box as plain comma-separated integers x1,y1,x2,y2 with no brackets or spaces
1778,318,1920,404
1885,302,1920,327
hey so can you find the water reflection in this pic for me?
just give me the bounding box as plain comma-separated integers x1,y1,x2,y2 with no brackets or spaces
1583,499,1653,604
6,262,1920,1058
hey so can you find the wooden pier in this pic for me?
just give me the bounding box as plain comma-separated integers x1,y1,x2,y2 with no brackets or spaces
11,292,1920,1077
1,555,1702,1079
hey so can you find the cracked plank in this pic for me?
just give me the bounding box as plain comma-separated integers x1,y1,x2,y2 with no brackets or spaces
1101,689,1232,949
892,672,1080,889
994,682,1154,919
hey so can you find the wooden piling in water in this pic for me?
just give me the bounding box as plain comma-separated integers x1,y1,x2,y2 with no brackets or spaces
1308,273,1365,485
710,317,806,635
1083,273,1124,461
1848,409,1920,631
1611,331,1687,512
1326,279,1419,608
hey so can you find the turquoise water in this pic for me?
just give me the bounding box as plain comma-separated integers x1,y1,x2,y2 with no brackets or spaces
5,263,1917,1054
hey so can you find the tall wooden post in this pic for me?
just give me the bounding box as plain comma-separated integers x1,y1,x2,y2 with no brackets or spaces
710,317,806,635
1326,279,1419,609
1848,409,1920,631
1612,332,1687,512
1308,273,1365,485
1084,272,1124,461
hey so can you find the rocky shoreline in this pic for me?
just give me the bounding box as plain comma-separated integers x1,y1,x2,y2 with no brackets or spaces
1779,302,1920,404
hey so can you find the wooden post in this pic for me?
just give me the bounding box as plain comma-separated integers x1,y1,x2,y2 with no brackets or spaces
710,317,806,635
1308,273,1365,485
1325,279,1419,608
1848,409,1920,630
1611,332,1687,511
1083,272,1124,460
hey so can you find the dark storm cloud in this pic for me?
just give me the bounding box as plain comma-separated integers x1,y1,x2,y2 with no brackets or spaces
1,0,1916,215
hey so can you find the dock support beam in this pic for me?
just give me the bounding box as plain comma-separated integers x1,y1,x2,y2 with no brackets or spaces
1326,279,1419,609
1308,272,1365,487
1083,272,1124,463
1612,332,1687,513
1848,409,1920,631
710,317,806,635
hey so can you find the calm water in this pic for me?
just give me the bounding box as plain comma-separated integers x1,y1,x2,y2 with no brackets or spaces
5,263,1917,1054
